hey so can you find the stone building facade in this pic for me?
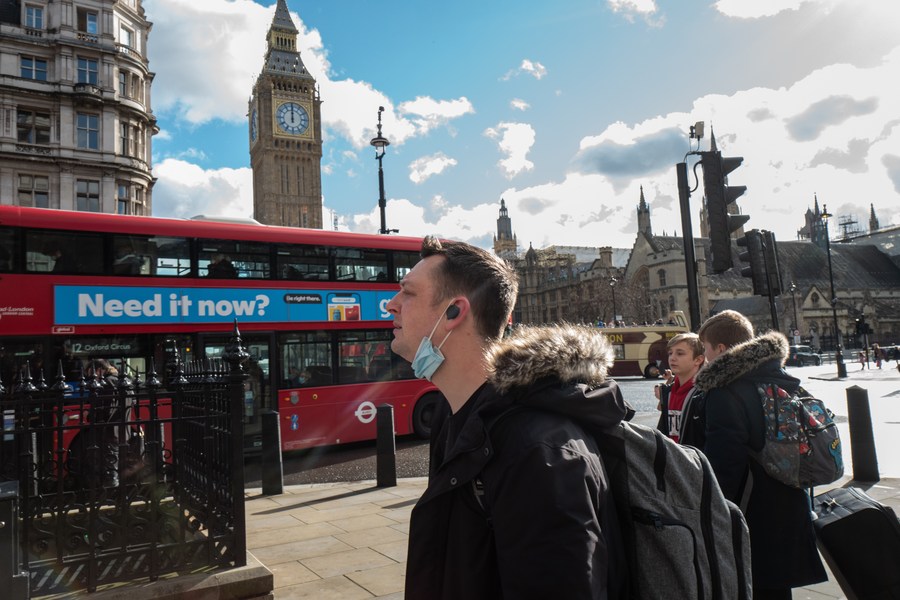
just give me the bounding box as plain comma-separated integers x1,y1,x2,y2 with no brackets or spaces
0,0,156,214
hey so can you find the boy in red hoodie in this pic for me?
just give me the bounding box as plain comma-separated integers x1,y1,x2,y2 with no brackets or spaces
656,332,705,443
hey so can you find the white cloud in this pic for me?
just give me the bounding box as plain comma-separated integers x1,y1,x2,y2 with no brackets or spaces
713,0,835,19
502,59,547,81
607,0,663,25
608,0,658,15
152,159,253,219
484,122,536,178
146,0,270,124
409,153,458,184
510,99,530,111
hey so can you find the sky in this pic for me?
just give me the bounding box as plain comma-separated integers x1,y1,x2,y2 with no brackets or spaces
145,0,900,252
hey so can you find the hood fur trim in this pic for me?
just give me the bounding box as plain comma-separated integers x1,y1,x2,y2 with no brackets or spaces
694,331,789,392
485,324,614,394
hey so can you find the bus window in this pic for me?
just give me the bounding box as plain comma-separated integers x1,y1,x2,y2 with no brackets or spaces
334,248,388,282
25,230,104,274
279,331,332,388
149,236,191,276
199,240,270,279
336,330,409,383
0,227,15,272
393,251,419,282
276,244,329,280
111,234,150,275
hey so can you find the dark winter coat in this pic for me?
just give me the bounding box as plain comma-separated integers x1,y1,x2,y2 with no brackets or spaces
405,324,631,600
693,331,827,590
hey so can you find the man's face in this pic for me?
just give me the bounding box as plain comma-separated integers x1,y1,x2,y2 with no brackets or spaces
703,340,726,363
385,255,445,362
668,341,704,378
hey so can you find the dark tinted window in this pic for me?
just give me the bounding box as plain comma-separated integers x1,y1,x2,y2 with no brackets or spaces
334,248,388,282
111,234,191,276
25,229,104,274
199,239,270,279
0,227,15,272
276,244,330,280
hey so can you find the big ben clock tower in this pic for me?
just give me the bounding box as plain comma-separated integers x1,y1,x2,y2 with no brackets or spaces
249,0,323,228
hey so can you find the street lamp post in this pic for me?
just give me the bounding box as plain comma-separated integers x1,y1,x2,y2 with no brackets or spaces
789,281,799,335
370,106,397,235
610,277,618,326
821,205,847,378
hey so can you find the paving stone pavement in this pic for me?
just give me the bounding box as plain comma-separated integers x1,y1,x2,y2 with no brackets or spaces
245,475,900,599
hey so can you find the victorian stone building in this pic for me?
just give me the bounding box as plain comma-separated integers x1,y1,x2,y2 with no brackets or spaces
248,0,323,228
0,0,156,214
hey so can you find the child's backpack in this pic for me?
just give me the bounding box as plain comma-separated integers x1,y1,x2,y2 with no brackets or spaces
477,411,752,600
748,383,844,489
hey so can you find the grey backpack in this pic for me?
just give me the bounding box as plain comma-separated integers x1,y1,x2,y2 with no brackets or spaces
478,412,752,600
596,421,751,600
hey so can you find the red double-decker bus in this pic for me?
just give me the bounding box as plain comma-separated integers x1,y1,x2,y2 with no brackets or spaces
0,205,443,452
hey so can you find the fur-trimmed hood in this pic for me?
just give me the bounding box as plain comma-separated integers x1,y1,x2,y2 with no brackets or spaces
484,324,630,429
694,331,791,393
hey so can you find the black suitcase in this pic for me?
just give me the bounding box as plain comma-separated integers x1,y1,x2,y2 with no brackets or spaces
813,487,900,600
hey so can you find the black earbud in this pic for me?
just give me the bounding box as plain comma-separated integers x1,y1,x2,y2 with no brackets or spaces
446,305,460,320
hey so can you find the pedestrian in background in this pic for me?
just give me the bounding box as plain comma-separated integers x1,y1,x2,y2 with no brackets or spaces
389,236,628,600
693,310,826,599
655,332,705,444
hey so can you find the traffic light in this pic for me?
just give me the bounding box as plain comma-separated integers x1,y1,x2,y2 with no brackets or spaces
702,150,749,273
760,230,783,297
736,229,767,296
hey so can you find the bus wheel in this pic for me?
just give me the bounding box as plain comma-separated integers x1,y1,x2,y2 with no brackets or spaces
412,393,441,439
643,364,661,379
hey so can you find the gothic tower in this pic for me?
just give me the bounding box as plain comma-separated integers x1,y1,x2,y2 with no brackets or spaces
493,198,518,256
249,0,323,227
869,203,880,233
637,185,652,236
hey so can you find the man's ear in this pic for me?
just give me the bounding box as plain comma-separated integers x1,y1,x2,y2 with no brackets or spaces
445,297,470,328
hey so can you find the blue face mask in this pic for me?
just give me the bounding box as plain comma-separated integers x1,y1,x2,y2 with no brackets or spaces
411,306,454,381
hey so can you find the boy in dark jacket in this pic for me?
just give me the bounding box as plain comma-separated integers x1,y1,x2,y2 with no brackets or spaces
693,310,827,599
388,237,627,600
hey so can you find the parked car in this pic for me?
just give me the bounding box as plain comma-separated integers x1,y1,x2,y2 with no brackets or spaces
787,345,822,366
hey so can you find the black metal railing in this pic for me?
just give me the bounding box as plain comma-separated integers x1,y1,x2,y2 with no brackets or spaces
0,326,248,596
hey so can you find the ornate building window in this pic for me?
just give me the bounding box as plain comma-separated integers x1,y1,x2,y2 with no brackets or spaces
77,9,98,34
658,269,667,287
18,174,49,208
17,109,50,144
76,179,100,212
20,56,47,81
76,113,99,149
77,57,99,85
120,122,132,156
25,5,43,29
669,295,676,312
119,25,134,48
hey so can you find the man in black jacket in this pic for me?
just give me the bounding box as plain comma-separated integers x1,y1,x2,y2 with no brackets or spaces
388,237,628,600
693,310,827,599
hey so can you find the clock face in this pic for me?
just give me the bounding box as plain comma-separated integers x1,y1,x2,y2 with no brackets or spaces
250,108,258,142
276,102,309,135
